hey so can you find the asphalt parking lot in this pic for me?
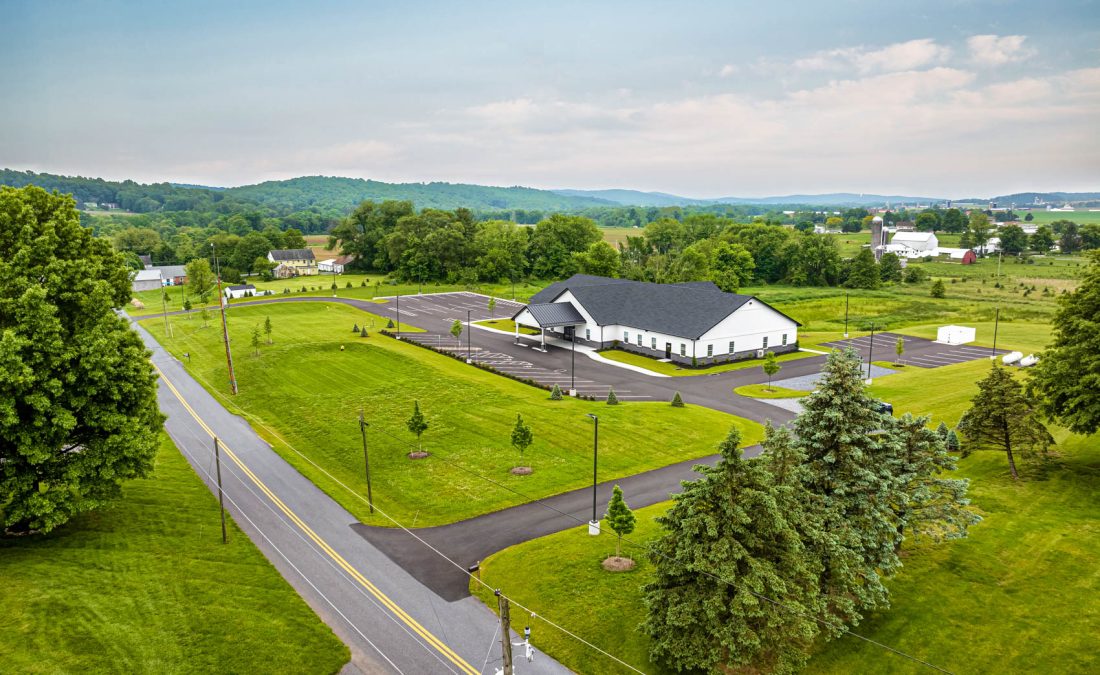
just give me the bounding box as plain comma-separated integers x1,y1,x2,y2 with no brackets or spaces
820,331,1007,367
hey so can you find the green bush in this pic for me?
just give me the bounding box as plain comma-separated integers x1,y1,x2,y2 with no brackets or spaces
549,384,562,400
606,388,619,405
671,391,684,407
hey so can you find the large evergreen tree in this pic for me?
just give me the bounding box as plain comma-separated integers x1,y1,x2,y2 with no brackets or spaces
1030,250,1100,435
643,427,823,674
0,186,163,533
958,364,1053,480
791,348,902,631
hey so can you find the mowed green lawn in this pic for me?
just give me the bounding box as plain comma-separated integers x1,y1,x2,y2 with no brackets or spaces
474,428,1099,675
142,302,763,527
599,345,818,376
0,435,349,674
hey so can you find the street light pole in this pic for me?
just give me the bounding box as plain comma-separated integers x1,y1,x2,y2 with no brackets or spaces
571,326,576,393
866,322,876,384
467,309,472,363
586,413,599,535
396,293,401,337
991,306,1000,359
844,292,850,338
359,410,373,514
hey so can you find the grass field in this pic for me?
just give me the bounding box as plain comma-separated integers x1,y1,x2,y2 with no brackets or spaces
600,226,645,247
473,426,1098,675
473,318,540,335
598,346,818,376
130,273,548,317
0,434,349,674
733,383,810,398
1025,209,1100,225
142,302,763,527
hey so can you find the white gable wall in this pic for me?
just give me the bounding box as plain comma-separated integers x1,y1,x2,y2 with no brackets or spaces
698,300,799,355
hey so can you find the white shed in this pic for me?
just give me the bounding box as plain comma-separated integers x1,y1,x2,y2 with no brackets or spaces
936,325,976,345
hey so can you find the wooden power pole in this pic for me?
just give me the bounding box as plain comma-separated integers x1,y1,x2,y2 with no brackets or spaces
496,590,513,675
214,437,227,544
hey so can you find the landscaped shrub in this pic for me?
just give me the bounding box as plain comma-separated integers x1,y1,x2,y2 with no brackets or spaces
550,384,562,400
360,326,368,337
346,281,352,288
606,388,619,405
386,318,395,329
671,391,684,407
353,324,359,333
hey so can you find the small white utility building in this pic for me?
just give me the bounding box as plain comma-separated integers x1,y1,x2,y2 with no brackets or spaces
224,284,257,299
511,274,801,366
936,325,976,345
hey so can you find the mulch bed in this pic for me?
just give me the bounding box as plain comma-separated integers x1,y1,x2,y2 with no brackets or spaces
510,466,533,475
602,556,636,572
407,451,430,459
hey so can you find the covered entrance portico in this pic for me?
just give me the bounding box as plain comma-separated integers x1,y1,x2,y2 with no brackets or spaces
511,302,587,352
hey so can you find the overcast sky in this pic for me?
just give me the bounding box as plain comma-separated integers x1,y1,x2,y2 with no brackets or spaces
3,0,1098,198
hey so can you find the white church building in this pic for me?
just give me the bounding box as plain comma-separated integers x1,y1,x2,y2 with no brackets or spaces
511,274,800,366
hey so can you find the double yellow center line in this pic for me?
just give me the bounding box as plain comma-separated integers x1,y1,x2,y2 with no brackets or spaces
154,364,478,675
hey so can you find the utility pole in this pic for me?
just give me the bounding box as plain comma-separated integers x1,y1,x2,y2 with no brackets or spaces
866,322,876,384
586,413,599,535
161,288,173,338
359,411,374,514
212,243,238,395
843,292,850,338
991,306,1000,359
496,590,513,675
214,437,227,544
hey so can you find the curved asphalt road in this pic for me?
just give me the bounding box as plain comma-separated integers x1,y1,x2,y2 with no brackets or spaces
135,317,573,675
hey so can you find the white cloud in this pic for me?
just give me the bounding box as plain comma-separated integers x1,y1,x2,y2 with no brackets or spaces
718,64,739,78
793,38,952,74
967,35,1036,66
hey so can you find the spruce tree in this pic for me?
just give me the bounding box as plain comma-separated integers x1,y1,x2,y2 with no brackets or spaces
958,364,1053,480
386,318,395,329
549,383,562,400
353,323,359,333
946,429,961,455
885,413,980,546
603,485,635,558
670,391,684,407
406,400,429,453
360,326,368,337
791,347,902,632
644,427,822,673
606,388,619,405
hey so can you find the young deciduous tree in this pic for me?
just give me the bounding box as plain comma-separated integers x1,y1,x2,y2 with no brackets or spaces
406,401,429,454
0,186,163,533
185,257,216,303
844,248,880,289
450,319,463,344
251,324,261,356
930,278,946,298
488,296,496,319
183,296,192,314
958,364,1053,480
895,336,905,365
264,316,273,344
510,413,532,461
762,351,781,390
791,348,903,632
878,252,903,282
200,306,211,328
1030,251,1100,435
603,485,636,558
644,427,823,673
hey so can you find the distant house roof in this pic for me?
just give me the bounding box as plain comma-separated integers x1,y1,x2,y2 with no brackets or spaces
227,284,256,291
523,274,797,340
525,302,587,327
891,231,936,243
269,248,316,261
150,264,187,278
133,269,162,282
332,254,357,265
138,254,152,267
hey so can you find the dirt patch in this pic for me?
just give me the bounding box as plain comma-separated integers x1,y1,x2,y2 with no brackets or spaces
602,556,636,572
510,466,533,475
407,451,430,460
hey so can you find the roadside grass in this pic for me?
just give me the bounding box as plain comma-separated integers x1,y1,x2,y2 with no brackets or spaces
733,383,810,398
473,434,1099,675
0,434,349,674
142,302,763,527
474,318,540,335
130,273,547,317
597,346,817,377
871,360,926,369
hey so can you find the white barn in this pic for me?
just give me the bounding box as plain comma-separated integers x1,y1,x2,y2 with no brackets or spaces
887,231,939,259
511,275,800,366
224,284,257,299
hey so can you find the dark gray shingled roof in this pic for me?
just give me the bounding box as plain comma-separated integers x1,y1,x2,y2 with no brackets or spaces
525,302,587,327
520,274,798,340
227,284,256,291
268,248,316,261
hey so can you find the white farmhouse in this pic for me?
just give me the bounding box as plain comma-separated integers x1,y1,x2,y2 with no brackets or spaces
511,274,800,365
886,231,939,259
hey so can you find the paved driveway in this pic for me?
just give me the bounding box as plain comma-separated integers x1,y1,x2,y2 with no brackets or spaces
820,332,1007,367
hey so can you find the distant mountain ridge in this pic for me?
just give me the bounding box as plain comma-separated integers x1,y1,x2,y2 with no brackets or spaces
553,188,946,207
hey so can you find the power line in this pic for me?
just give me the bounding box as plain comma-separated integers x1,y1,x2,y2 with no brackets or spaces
175,351,954,674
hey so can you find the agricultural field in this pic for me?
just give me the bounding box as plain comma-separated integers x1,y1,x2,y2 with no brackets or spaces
0,434,349,674
600,225,645,247
1024,209,1100,225
472,363,1098,675
141,302,763,527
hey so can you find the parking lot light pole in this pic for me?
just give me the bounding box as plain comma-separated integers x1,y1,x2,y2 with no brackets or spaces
396,293,401,337
866,322,877,384
991,306,1000,360
586,414,599,535
571,326,576,394
844,292,850,338
467,309,472,363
